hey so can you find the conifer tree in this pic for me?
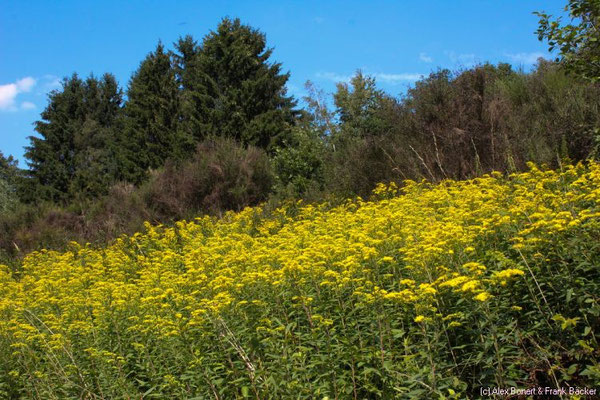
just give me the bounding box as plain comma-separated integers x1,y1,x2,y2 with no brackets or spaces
177,18,298,150
24,73,124,202
70,74,125,198
0,152,20,213
123,42,192,174
173,35,214,141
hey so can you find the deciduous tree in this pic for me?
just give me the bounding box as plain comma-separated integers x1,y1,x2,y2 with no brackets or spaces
536,0,600,81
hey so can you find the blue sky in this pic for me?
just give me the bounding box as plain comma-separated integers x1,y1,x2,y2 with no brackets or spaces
0,0,565,165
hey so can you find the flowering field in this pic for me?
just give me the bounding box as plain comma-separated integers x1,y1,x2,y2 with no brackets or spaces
1,163,600,398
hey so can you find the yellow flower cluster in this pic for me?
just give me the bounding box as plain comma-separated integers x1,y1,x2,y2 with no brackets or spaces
1,161,599,394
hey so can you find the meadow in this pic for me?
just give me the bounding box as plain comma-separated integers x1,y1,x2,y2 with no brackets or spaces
1,162,599,399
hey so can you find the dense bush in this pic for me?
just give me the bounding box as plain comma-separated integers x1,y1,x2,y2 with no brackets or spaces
0,179,17,216
3,61,600,265
319,62,600,197
0,138,273,264
145,137,274,219
0,203,85,268
84,182,151,242
271,126,327,199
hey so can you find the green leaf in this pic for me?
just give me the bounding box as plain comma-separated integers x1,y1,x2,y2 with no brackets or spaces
241,386,250,397
391,329,405,338
583,326,591,336
142,386,156,398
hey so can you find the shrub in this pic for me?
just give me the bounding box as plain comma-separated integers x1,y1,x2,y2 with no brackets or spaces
145,137,274,219
272,126,326,198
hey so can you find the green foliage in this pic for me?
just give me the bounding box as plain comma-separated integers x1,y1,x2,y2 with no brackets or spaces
491,60,600,162
0,151,21,187
5,60,600,264
272,125,326,198
0,178,17,216
173,35,209,142
333,71,395,141
319,62,600,198
124,42,192,175
0,139,273,263
24,73,125,202
146,137,274,219
2,163,600,398
177,18,298,150
536,0,600,81
0,152,21,216
4,10,600,391
314,71,405,197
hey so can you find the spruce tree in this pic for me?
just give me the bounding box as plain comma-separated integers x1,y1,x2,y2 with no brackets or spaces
177,18,298,150
123,42,192,174
24,73,124,202
70,74,125,198
0,152,20,214
173,35,214,141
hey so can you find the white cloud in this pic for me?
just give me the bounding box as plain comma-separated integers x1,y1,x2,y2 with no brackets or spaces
419,52,433,63
316,71,352,83
446,51,477,66
0,85,18,110
504,52,546,65
0,77,37,111
21,101,36,110
374,73,424,84
317,71,423,85
16,77,35,92
42,75,61,91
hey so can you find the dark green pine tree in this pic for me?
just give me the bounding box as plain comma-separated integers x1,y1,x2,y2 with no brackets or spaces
24,73,125,202
0,152,21,214
69,74,125,198
25,74,84,201
123,42,192,174
0,151,21,187
178,18,298,150
172,35,215,142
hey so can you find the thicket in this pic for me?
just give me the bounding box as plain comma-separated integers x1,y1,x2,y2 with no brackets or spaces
2,59,600,264
0,153,20,216
0,138,272,265
321,62,600,197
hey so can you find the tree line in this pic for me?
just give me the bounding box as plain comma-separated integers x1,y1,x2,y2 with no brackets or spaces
16,18,297,203
1,6,600,262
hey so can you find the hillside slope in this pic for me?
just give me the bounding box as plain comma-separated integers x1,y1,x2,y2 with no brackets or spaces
1,162,600,398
